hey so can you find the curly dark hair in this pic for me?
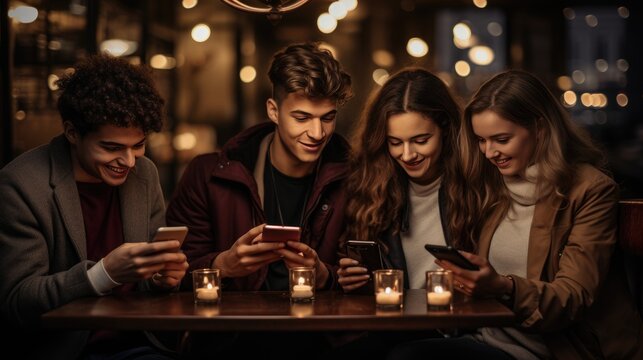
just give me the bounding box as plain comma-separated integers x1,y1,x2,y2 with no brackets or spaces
268,42,353,106
56,53,165,136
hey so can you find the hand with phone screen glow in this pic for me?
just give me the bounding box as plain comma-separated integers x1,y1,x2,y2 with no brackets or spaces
274,240,331,289
435,250,512,298
214,224,286,278
103,240,187,289
337,257,370,292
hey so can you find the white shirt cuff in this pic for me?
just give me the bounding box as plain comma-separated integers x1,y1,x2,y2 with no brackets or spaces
87,258,121,295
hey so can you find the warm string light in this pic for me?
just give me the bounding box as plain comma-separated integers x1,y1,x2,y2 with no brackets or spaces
317,0,359,34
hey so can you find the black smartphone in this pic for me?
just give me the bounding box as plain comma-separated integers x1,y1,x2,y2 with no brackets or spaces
345,240,384,294
424,244,479,271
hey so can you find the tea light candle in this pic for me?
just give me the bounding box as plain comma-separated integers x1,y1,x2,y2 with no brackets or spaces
427,285,452,306
376,287,402,305
291,277,313,298
196,283,219,301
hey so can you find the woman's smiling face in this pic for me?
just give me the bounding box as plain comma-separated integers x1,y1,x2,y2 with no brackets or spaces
387,111,443,185
472,110,536,177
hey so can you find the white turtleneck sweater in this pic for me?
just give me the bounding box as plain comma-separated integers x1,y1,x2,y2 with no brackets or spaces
401,176,446,289
488,165,539,277
473,165,551,360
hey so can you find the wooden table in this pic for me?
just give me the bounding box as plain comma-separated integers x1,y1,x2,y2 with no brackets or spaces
41,290,514,332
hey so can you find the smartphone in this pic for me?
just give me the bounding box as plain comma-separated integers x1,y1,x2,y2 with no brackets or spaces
346,240,384,272
345,240,384,294
424,244,479,271
261,225,301,243
150,226,189,246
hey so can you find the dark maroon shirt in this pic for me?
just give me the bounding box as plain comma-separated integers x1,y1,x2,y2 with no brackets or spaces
77,181,124,262
77,181,143,354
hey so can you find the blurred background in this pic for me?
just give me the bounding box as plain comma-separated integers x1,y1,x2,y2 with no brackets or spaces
1,0,641,200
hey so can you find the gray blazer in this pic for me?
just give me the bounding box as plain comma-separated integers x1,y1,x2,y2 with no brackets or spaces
0,134,166,359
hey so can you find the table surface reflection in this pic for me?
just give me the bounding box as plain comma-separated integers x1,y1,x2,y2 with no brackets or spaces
41,290,514,331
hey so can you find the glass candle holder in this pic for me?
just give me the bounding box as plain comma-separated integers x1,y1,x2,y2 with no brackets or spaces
426,270,453,311
289,267,315,302
373,269,404,310
192,268,221,304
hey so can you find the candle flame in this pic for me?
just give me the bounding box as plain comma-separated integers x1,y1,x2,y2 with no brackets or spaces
206,283,213,290
435,285,444,293
298,277,305,286
204,276,209,283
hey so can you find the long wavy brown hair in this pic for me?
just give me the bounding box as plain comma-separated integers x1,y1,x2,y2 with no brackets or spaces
344,67,463,251
457,70,608,250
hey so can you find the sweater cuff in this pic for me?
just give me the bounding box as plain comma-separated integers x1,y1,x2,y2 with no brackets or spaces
88,258,121,295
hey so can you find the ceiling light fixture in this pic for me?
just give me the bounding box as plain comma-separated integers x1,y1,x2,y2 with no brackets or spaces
221,0,310,24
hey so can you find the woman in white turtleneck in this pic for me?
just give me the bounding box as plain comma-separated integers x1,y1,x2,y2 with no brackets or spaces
388,70,642,360
330,68,467,360
337,67,464,293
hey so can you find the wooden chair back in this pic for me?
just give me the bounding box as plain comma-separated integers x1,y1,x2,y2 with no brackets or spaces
619,199,643,318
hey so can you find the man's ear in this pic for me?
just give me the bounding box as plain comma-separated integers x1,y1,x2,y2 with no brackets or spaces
63,121,79,145
266,98,279,124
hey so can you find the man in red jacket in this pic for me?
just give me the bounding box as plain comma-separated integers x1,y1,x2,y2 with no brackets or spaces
166,41,352,357
167,42,352,292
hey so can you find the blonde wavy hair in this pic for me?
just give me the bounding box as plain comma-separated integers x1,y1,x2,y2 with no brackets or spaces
457,70,608,250
344,67,463,251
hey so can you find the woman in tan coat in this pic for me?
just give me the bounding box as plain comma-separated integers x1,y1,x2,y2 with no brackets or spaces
388,70,642,359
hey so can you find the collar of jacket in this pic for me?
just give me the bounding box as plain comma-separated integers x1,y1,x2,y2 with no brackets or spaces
478,190,562,279
48,135,87,260
211,121,350,190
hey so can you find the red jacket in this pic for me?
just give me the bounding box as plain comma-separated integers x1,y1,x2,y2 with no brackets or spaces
166,122,349,290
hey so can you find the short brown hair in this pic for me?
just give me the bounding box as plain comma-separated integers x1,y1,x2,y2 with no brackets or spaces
268,42,352,106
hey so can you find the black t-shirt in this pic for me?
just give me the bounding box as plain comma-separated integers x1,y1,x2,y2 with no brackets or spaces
262,151,314,291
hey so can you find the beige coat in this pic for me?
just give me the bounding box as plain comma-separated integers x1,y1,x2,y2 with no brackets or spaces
478,165,642,359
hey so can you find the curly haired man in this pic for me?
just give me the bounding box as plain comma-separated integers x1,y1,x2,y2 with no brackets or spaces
0,54,188,359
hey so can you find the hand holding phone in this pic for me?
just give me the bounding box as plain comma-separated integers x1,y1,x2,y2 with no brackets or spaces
148,226,189,287
424,244,479,271
346,240,384,271
344,240,384,294
105,226,189,284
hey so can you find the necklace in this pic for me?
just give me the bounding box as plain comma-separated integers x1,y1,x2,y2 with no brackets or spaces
268,142,312,227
